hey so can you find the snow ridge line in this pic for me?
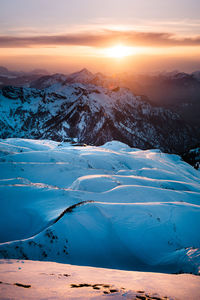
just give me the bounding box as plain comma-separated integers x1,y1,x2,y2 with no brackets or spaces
0,201,96,245
53,200,95,224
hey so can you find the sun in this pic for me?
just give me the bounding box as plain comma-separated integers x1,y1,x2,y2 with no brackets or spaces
105,45,133,58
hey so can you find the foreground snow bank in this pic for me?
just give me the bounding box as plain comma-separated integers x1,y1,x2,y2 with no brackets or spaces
0,259,200,300
0,139,200,274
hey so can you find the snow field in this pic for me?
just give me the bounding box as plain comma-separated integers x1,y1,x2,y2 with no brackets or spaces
0,139,200,274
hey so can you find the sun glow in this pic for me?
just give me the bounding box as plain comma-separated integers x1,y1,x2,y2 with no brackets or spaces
105,45,134,58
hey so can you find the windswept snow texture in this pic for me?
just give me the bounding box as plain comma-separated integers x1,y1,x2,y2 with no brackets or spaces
1,260,200,300
0,139,200,275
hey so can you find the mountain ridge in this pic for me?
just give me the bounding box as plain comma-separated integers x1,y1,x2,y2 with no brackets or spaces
0,82,198,154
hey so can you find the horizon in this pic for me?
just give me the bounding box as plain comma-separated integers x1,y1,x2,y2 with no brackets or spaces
1,64,200,77
1,0,200,73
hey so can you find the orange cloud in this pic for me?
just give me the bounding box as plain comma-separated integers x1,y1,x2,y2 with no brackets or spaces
0,30,200,48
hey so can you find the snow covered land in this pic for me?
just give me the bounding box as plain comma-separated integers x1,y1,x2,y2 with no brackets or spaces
1,259,200,299
0,139,200,299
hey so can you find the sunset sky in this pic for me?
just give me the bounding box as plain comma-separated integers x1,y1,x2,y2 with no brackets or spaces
1,0,200,73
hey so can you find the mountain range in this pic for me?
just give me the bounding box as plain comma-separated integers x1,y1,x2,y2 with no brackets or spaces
0,67,199,156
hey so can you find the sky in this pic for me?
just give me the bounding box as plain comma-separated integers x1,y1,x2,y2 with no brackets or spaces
0,0,200,73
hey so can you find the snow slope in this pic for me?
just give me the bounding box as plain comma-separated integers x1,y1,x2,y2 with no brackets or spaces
0,139,200,275
1,259,200,300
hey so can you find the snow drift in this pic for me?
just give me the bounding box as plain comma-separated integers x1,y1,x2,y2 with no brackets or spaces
0,139,200,274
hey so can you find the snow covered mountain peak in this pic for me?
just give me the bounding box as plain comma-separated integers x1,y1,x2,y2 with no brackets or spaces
66,68,94,84
78,67,93,75
30,73,67,89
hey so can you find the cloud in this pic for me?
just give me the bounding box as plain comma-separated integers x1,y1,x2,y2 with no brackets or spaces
0,30,200,48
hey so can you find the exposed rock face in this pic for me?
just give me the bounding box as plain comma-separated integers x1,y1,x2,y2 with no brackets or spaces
182,146,200,170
